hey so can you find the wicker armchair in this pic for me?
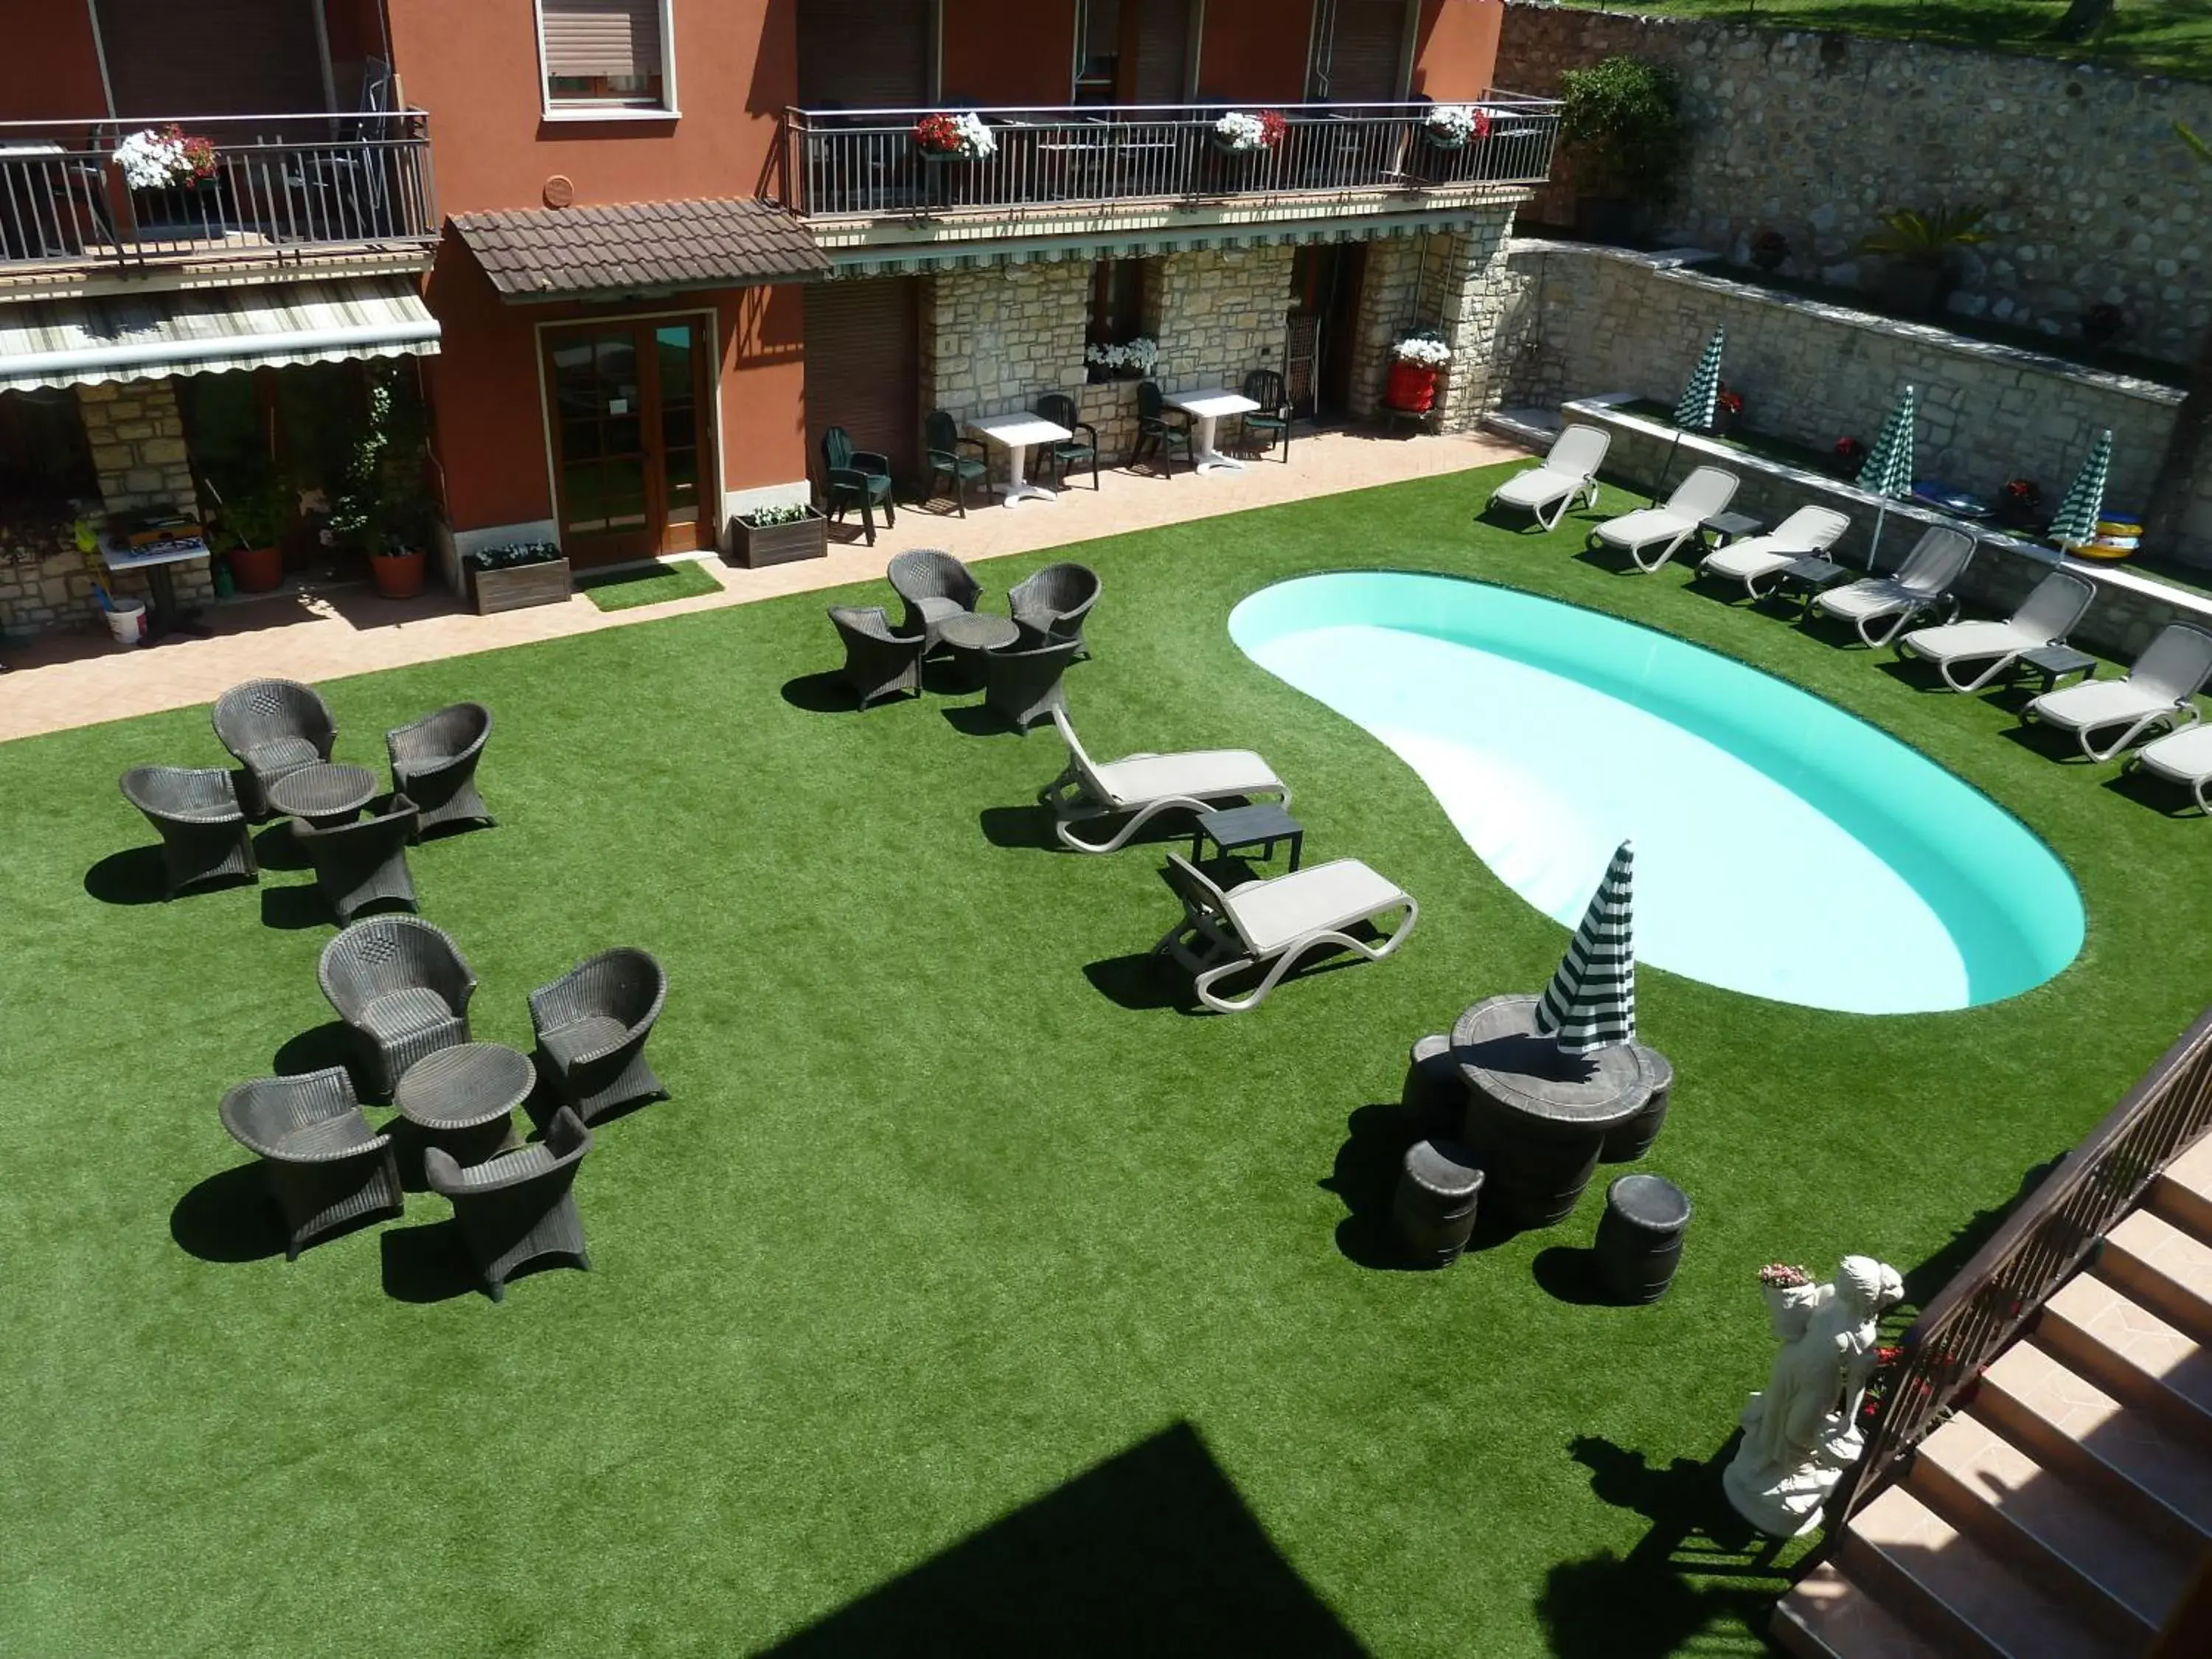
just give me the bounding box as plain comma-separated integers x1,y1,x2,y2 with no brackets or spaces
211,678,336,818
1006,562,1102,655
386,703,494,838
317,915,477,1097
425,1106,592,1302
984,636,1082,734
293,796,420,925
828,605,926,709
886,548,981,650
219,1065,403,1260
528,947,669,1125
118,765,257,897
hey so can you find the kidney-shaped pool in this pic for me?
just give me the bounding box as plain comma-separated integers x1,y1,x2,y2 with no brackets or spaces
1230,572,2083,1013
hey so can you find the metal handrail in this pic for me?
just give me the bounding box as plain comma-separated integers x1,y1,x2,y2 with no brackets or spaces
1833,1002,2212,1526
780,96,1559,220
0,111,437,273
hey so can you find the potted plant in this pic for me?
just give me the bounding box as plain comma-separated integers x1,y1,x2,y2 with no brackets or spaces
1749,229,1790,273
1858,206,1989,319
1211,110,1287,157
112,124,218,192
330,366,434,599
465,541,570,615
728,500,827,568
1385,331,1452,415
1711,383,1745,437
217,474,291,593
1832,436,1865,479
1422,104,1491,150
1557,57,1681,245
912,111,996,162
1994,478,2045,532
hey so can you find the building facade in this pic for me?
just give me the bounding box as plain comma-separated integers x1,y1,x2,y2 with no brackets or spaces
0,0,1551,637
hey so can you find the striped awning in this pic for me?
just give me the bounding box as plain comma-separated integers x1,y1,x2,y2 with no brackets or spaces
825,210,1494,276
0,276,439,393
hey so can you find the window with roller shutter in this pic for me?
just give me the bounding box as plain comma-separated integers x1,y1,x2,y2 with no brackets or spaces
538,0,672,109
804,279,922,487
94,0,327,118
1312,0,1411,103
1127,0,1192,105
798,0,932,111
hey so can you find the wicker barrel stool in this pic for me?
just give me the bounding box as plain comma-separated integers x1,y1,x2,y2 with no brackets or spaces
1595,1173,1692,1304
1391,1138,1485,1266
1601,1045,1676,1164
1402,1033,1470,1121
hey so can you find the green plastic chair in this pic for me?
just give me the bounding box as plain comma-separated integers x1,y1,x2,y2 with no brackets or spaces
821,425,897,544
1133,381,1193,476
1035,393,1100,491
1239,369,1292,463
923,410,990,517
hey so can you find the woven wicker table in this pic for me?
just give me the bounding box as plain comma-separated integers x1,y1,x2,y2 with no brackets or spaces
938,611,1020,686
267,762,378,829
394,1041,532,1167
1453,993,1653,1231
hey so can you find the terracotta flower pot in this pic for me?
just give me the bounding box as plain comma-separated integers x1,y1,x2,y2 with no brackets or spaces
226,544,283,593
369,547,426,599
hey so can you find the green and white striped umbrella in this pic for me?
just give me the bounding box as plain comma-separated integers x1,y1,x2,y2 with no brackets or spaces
1673,328,1725,432
1857,386,1918,500
1535,839,1637,1057
2047,429,2113,549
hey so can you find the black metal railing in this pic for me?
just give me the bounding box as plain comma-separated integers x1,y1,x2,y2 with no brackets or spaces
782,97,1558,220
0,111,437,272
1833,1003,2212,1526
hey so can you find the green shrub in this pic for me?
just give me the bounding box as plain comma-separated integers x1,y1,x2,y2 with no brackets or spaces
1557,56,1683,199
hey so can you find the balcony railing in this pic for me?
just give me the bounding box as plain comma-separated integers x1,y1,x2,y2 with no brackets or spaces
782,98,1558,221
0,111,437,275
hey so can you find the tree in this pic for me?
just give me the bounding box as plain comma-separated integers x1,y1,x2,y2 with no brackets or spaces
2146,124,2212,562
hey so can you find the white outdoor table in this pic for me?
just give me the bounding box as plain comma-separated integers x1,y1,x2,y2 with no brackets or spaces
1165,389,1262,473
970,411,1072,507
100,534,213,639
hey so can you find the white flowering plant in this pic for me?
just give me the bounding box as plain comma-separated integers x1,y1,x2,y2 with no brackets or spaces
1423,105,1492,146
913,111,997,159
1085,336,1159,375
1213,110,1287,153
1392,331,1453,368
112,125,218,190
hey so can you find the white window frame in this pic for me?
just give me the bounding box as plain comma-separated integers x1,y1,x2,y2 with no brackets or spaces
535,0,681,123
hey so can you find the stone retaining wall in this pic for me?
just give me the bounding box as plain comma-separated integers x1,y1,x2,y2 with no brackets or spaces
1496,1,2212,364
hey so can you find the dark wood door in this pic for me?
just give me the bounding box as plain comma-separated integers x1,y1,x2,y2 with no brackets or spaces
804,277,921,490
543,317,714,568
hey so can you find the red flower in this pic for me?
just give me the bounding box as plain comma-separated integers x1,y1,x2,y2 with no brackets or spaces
1715,385,1744,417
1834,436,1864,461
1258,110,1289,149
914,113,963,154
1875,1345,1905,1366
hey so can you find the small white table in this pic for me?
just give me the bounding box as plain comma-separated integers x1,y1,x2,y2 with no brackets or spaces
100,534,213,639
1164,389,1262,473
969,412,1072,507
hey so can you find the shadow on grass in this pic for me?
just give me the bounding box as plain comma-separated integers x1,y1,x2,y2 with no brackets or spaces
942,702,1020,739
274,1020,359,1079
1534,1432,1789,1659
1321,1096,1489,1271
379,1217,479,1302
259,883,329,931
979,804,1062,850
1994,720,2102,764
764,1419,1367,1657
779,671,866,714
1532,1245,1615,1307
83,845,176,905
1082,952,1196,1014
170,1163,287,1262
2103,765,2199,816
251,824,310,872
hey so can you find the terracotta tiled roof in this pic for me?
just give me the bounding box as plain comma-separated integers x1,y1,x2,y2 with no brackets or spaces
451,198,830,299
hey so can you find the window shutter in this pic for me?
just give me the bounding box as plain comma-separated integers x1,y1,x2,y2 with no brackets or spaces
1320,0,1410,102
541,0,662,83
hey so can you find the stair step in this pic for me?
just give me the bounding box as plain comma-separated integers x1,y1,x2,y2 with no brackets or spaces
2040,1271,2212,1441
1771,1559,1945,1659
1910,1408,2189,1635
2103,1209,2212,1343
1978,1339,2212,1551
2152,1129,2212,1239
1839,1484,2130,1659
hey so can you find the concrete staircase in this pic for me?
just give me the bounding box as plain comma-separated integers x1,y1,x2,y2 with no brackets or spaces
1774,1133,2212,1658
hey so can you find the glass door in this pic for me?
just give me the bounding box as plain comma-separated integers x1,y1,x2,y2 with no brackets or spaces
544,319,713,566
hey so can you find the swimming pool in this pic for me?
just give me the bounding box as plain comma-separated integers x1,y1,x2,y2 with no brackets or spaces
1229,573,2083,1013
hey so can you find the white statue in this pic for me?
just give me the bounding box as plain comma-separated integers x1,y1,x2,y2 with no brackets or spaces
1723,1254,1905,1537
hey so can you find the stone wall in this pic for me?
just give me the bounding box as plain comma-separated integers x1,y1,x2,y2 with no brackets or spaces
1496,243,2197,560
1150,246,1295,403
1497,1,2212,363
1347,211,1521,431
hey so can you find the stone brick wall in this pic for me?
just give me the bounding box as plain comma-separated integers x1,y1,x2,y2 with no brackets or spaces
1497,1,2212,364
922,262,1092,484
1496,243,2197,560
1150,246,1295,401
1347,211,1526,432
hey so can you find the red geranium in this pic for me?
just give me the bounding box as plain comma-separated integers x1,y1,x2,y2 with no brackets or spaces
914,114,963,155
1715,384,1744,417
1259,110,1289,149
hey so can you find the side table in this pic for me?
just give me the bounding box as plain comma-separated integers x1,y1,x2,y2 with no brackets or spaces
1700,511,1765,552
2018,643,2098,694
1770,556,1853,619
394,1042,534,1169
1192,802,1304,870
267,762,379,830
937,611,1020,686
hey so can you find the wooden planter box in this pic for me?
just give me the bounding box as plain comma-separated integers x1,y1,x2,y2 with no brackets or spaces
470,557,571,616
728,509,828,569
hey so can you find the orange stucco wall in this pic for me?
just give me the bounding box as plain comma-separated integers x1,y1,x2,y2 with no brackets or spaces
942,0,1077,106
1,3,109,121
1411,0,1503,100
1197,0,1312,104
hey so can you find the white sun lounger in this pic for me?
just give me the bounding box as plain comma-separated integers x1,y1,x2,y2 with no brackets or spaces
1154,852,1417,1013
1588,465,1741,572
1812,526,1977,648
1896,569,2097,693
1488,424,1610,531
2025,622,2212,762
2127,724,2212,813
1040,708,1289,854
1696,506,1853,599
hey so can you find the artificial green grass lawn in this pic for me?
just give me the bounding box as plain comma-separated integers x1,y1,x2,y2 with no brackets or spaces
4,465,2205,1657
578,557,726,612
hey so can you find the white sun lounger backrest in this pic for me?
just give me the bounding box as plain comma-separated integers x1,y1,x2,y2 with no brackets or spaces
1164,852,1256,950
1546,423,1610,482
2011,569,2096,645
1892,526,1975,597
1664,465,1739,524
1050,707,1114,799
1768,505,1851,554
2130,623,2212,705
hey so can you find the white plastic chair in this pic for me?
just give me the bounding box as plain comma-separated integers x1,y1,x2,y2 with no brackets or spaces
1588,466,1742,572
1812,526,1977,648
2025,622,2212,762
1040,709,1288,854
1697,507,1852,599
1153,852,1417,1013
1896,570,2097,692
1488,425,1610,531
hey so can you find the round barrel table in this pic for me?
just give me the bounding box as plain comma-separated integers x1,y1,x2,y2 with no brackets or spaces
1453,993,1652,1231
1602,1045,1675,1164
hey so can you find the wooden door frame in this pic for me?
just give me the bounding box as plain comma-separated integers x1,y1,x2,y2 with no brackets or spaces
532,305,721,567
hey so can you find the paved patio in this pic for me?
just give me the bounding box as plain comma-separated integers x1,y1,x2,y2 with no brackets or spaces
0,428,1520,742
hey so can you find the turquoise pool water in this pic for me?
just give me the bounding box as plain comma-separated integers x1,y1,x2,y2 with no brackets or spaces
1229,573,2084,1013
